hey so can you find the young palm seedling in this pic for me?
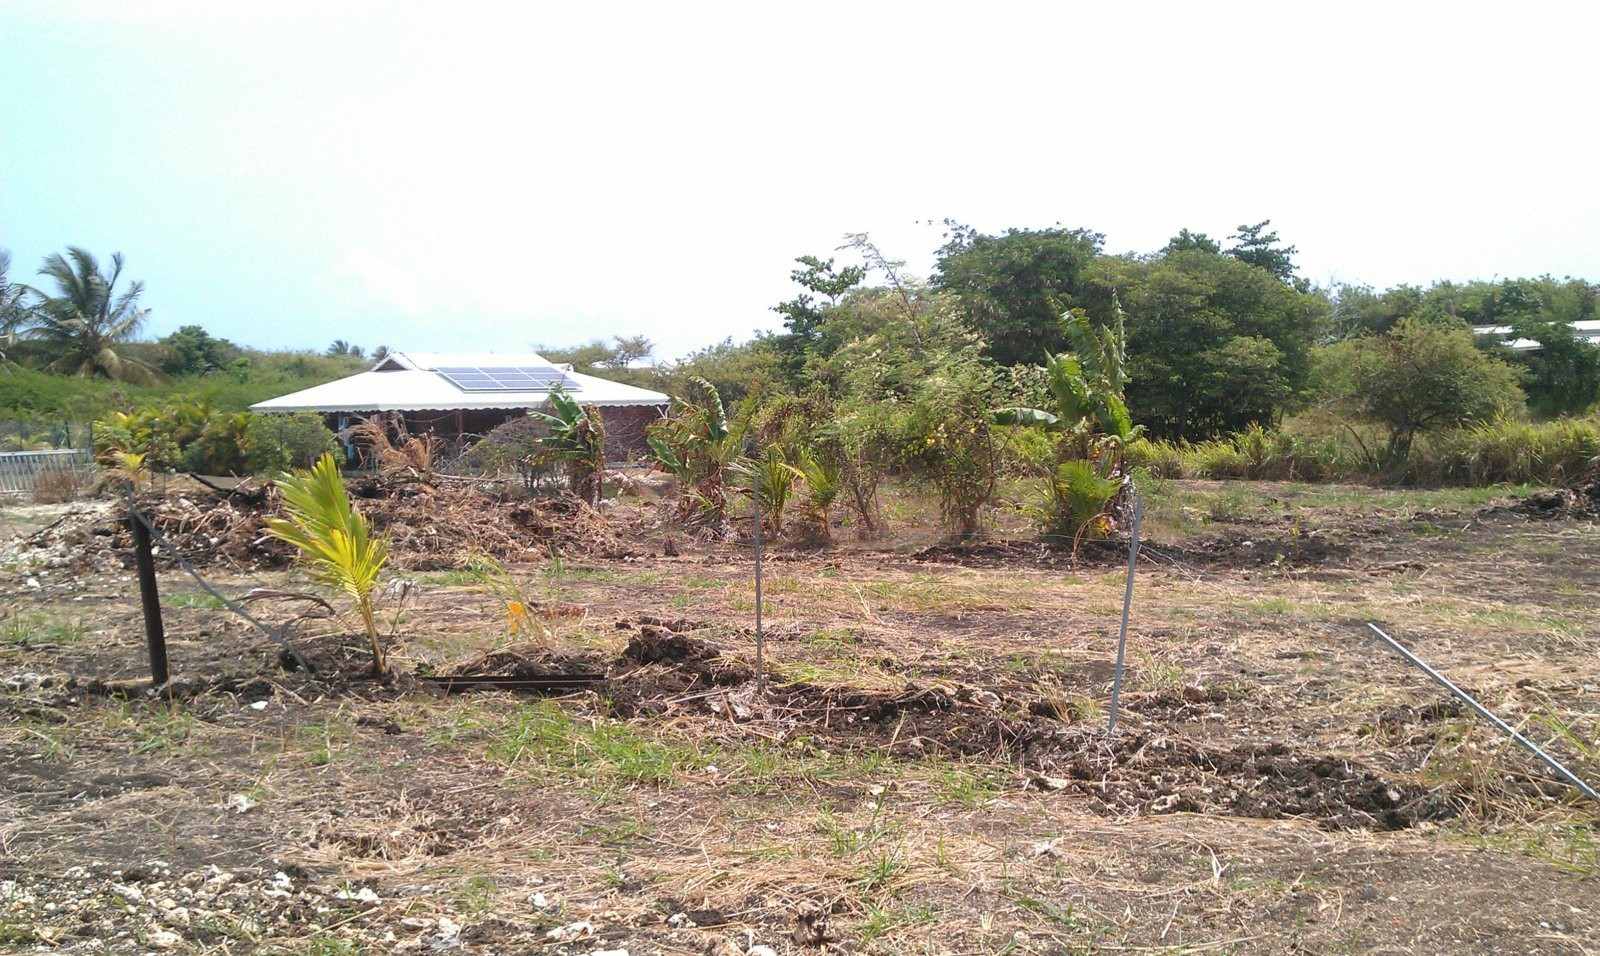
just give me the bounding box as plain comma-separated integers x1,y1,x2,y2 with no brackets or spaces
264,453,392,677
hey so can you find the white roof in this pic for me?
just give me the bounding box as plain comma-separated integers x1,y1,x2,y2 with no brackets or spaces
1474,320,1600,351
250,351,669,413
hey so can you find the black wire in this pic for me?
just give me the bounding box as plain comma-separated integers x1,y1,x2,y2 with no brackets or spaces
123,488,312,673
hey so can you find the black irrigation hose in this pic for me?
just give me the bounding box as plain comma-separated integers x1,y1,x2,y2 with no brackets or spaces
123,488,312,674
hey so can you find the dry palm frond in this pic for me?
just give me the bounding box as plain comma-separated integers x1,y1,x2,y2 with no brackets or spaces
350,419,441,474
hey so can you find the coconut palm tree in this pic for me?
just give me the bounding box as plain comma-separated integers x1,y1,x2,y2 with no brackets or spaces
21,247,157,382
0,250,33,368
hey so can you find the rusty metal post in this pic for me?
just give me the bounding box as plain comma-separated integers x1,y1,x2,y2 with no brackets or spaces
127,498,170,690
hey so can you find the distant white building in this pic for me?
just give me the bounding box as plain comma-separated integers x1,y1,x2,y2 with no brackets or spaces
250,351,670,455
1473,320,1600,351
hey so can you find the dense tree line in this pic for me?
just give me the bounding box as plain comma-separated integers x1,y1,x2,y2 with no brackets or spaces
733,223,1597,450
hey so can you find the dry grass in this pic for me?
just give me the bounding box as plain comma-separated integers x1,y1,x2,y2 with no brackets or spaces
1,482,1599,952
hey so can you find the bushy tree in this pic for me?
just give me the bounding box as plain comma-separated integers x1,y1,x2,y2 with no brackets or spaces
933,223,1105,366
159,325,242,375
1090,247,1326,440
1315,318,1525,467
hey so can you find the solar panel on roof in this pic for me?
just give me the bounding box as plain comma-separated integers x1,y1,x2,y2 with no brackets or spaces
435,365,582,392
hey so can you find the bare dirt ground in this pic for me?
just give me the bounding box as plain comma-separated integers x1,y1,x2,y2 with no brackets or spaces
2,478,1598,955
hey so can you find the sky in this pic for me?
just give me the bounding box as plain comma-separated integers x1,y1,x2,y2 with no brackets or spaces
2,1,1598,362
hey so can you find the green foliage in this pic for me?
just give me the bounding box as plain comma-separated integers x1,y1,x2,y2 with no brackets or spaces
263,454,391,676
1400,415,1600,486
816,397,901,539
1090,245,1325,440
899,357,1001,539
179,410,252,474
245,412,339,474
654,336,782,407
933,223,1105,366
527,390,607,506
793,445,842,535
91,399,324,476
12,248,158,383
157,325,243,375
1500,315,1600,417
648,376,755,532
996,307,1136,540
1041,459,1121,542
733,445,804,535
1315,318,1525,467
1226,220,1301,285
1127,414,1600,487
538,335,657,387
773,254,867,343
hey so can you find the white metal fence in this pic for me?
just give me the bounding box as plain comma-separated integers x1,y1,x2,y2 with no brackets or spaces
0,448,96,498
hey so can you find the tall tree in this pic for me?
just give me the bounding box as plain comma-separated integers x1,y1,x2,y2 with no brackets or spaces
20,248,157,382
0,250,33,366
1226,220,1300,285
1089,246,1326,440
1163,229,1222,255
773,255,867,341
933,224,1105,366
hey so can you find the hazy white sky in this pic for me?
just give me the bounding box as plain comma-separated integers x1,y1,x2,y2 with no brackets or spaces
3,1,1597,360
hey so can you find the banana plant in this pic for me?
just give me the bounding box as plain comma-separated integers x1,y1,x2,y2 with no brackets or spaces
994,300,1139,541
528,389,607,507
994,303,1135,445
263,453,391,677
647,377,756,531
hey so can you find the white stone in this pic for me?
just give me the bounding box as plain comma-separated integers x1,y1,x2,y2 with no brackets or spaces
546,920,595,941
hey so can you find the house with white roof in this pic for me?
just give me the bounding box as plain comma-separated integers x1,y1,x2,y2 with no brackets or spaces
1473,320,1600,351
250,351,670,457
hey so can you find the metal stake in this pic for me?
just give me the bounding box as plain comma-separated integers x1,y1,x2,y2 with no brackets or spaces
126,494,171,691
1366,622,1600,808
753,477,765,695
1107,492,1144,734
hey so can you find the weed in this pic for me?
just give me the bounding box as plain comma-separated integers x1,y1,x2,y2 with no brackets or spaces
457,876,498,916
1205,484,1253,522
295,714,354,768
1132,648,1185,691
805,627,857,650
855,849,905,893
480,700,703,788
924,759,1004,807
167,591,227,610
1,611,87,647
858,900,938,946
17,723,71,761
282,937,364,956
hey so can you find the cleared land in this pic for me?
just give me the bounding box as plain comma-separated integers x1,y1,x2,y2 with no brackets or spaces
1,479,1598,954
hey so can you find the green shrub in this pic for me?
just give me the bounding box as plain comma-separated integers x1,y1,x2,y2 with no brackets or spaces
180,411,251,475
246,412,339,474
